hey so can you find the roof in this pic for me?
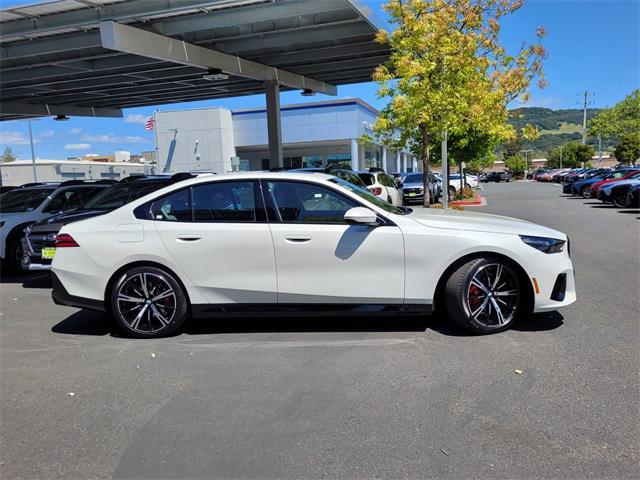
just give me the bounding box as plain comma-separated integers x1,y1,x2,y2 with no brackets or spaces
0,0,389,121
231,98,380,116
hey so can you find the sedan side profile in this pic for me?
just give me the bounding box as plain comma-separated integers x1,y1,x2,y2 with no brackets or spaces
51,172,576,338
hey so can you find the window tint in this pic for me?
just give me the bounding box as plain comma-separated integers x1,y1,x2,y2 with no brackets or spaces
358,173,375,186
381,173,395,187
0,188,55,213
192,181,256,222
44,189,83,213
266,181,357,223
150,189,191,222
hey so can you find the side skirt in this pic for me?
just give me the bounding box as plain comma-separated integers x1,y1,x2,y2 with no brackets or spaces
192,303,432,319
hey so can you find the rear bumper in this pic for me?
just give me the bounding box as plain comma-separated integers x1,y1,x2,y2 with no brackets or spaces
51,271,105,312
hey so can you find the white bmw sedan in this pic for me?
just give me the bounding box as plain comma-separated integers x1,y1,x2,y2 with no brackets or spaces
51,172,575,338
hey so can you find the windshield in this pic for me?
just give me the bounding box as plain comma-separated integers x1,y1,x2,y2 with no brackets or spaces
404,173,426,183
0,188,55,213
329,177,408,215
83,181,168,210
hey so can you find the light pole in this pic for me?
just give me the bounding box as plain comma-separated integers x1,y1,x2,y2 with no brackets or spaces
520,149,533,177
27,119,38,182
559,145,563,169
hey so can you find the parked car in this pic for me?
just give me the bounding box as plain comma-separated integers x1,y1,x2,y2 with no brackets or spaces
589,169,640,199
531,169,549,181
449,173,479,189
597,173,640,207
536,169,565,182
0,181,111,271
481,172,510,183
626,184,640,208
562,168,611,193
51,172,576,338
570,169,634,198
401,172,441,205
357,171,403,206
21,175,181,271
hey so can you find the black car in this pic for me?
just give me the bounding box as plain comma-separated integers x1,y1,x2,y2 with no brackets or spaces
626,184,640,208
21,175,181,271
481,171,510,183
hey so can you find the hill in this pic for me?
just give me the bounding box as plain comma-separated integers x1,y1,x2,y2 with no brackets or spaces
503,107,614,157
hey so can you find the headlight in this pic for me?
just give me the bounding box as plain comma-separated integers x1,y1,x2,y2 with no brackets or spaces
520,235,565,254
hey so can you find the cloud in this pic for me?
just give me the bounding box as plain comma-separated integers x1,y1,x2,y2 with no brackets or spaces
81,134,146,144
65,143,91,150
68,128,83,134
125,114,148,124
38,130,55,139
0,131,38,145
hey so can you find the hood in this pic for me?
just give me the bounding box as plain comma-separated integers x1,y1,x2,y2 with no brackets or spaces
407,208,565,239
402,181,426,189
28,209,107,233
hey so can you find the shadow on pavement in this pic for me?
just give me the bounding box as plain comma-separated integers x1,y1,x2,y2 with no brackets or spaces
0,271,51,289
52,309,564,338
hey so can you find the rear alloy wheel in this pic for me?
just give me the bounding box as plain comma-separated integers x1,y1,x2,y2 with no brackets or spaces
613,192,630,208
445,258,524,333
111,266,188,338
581,186,592,199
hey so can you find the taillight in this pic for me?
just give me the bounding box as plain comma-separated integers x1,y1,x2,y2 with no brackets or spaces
369,187,383,196
55,233,79,248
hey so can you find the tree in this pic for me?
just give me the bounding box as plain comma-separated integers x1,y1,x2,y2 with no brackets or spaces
614,133,640,165
371,0,546,206
589,90,640,138
504,155,527,177
546,141,595,168
1,146,17,163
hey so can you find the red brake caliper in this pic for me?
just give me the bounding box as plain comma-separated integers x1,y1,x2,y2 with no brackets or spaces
469,284,482,309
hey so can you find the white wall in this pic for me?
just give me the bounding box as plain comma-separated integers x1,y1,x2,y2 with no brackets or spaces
156,108,236,174
0,161,149,186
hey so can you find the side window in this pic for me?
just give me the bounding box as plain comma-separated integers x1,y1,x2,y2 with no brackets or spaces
381,174,394,187
266,181,357,224
150,189,191,222
192,181,256,222
44,189,82,213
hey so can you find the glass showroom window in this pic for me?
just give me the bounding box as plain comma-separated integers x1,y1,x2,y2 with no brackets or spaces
327,153,351,169
364,145,382,170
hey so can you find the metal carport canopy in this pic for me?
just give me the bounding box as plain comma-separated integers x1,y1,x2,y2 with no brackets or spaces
0,0,389,121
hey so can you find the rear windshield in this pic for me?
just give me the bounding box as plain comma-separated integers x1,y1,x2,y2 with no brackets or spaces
84,181,169,210
0,188,55,213
357,173,375,186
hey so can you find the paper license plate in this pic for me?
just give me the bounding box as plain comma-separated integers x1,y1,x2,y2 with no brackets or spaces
41,247,56,260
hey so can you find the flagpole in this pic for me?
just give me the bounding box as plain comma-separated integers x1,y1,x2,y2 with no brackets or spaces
152,110,159,174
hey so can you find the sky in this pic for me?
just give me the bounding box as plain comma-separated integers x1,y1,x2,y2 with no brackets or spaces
1,0,638,160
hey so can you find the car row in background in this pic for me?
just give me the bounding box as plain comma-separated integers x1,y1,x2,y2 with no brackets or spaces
540,166,640,208
480,171,511,183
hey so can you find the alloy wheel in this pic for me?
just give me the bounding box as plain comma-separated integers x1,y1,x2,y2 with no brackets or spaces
465,263,520,328
115,272,177,334
613,193,630,208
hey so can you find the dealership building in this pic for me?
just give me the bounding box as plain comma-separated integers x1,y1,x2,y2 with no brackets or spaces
154,98,418,174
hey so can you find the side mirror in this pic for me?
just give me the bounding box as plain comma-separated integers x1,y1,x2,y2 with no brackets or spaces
344,207,379,226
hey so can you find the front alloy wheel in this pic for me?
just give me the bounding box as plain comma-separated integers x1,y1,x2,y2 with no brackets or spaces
581,186,592,199
445,258,524,333
613,193,630,208
111,266,188,338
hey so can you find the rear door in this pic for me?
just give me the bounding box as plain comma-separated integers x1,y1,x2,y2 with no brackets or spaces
151,180,277,304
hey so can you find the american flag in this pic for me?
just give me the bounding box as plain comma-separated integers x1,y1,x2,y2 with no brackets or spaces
144,116,155,131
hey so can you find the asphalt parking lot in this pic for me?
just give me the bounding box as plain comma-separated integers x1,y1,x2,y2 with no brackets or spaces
1,181,638,479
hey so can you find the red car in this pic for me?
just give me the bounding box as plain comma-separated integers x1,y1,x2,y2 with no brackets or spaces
590,169,640,197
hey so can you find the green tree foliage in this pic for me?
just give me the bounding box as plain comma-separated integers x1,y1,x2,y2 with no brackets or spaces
371,0,546,206
614,133,640,165
1,146,17,163
546,142,595,168
589,90,640,138
504,155,527,177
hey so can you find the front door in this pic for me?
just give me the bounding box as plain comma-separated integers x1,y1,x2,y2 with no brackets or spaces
263,180,404,304
152,180,277,304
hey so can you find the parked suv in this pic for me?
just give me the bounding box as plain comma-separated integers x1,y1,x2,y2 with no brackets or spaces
22,176,178,271
357,171,403,206
401,172,441,204
481,171,510,183
0,181,111,271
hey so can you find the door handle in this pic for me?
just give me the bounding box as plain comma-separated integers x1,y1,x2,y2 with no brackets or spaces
284,235,311,243
176,235,202,242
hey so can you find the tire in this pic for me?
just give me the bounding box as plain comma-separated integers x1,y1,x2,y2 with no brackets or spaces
465,182,471,189
581,186,592,199
448,185,456,197
3,237,24,274
444,257,524,334
110,266,189,338
613,192,630,208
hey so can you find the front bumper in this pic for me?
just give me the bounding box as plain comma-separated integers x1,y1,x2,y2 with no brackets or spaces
21,233,54,270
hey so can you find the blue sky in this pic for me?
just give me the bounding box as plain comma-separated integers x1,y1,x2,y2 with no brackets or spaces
1,0,638,160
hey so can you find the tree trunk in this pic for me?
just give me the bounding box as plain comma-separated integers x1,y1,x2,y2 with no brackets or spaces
421,124,431,207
